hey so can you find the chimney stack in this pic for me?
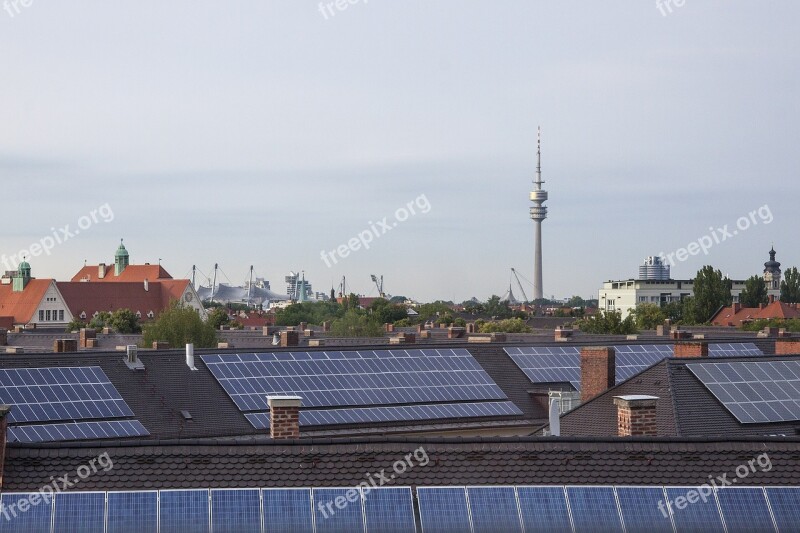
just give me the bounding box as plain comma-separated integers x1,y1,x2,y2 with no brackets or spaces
268,396,302,439
613,395,658,436
580,347,616,403
98,263,106,279
0,405,9,488
144,279,149,292
674,341,708,358
769,295,776,304
186,343,197,370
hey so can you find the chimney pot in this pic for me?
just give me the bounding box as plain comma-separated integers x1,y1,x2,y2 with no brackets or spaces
267,396,302,439
613,395,659,436
580,347,616,403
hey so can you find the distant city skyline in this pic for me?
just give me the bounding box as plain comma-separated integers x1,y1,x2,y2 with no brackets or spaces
1,2,797,302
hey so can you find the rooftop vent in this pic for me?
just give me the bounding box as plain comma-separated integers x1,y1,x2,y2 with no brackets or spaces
124,345,144,370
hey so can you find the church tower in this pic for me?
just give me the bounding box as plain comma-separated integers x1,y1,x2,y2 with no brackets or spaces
763,247,782,291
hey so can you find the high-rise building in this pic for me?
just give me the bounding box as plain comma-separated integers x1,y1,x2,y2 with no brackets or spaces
529,127,548,300
285,271,312,301
639,256,671,281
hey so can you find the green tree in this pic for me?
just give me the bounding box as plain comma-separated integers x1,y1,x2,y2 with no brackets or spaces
740,275,769,308
275,301,343,326
108,309,141,334
207,307,231,330
781,267,800,303
88,311,112,330
576,310,637,334
65,318,86,333
566,296,587,308
631,303,666,330
662,300,685,323
484,295,513,319
142,302,218,348
462,299,485,315
415,301,454,323
688,266,732,324
368,298,408,323
478,318,532,333
329,310,384,337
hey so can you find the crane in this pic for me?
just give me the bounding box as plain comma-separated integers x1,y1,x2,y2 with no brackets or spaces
511,268,529,304
370,275,385,298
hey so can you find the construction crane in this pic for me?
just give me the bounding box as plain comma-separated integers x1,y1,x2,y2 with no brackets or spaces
511,268,529,304
370,275,385,298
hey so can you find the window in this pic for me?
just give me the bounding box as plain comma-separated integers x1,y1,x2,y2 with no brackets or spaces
39,310,44,321
147,311,155,319
59,310,64,321
46,310,51,321
80,311,87,319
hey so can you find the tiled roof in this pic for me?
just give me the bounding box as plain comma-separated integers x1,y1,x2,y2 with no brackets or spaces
71,264,172,283
0,279,53,324
712,300,800,326
56,280,190,320
4,437,799,492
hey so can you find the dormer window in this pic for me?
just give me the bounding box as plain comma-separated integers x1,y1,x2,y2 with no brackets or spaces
147,311,155,319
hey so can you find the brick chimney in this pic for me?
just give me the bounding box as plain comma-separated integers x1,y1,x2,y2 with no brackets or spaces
280,331,299,347
0,405,10,488
732,303,741,313
613,395,658,436
674,341,708,358
776,339,800,356
268,396,301,439
769,295,776,304
580,347,615,403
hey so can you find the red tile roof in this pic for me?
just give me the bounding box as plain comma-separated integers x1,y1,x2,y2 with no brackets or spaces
56,280,190,320
711,300,800,326
0,279,54,325
71,264,172,283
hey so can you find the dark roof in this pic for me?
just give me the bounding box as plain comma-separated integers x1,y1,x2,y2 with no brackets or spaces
559,354,800,438
5,436,799,492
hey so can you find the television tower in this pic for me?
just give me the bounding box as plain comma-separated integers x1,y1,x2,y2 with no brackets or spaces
529,126,548,301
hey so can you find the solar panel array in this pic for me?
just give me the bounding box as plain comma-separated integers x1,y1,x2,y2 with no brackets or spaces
0,485,795,532
505,343,765,391
0,366,149,443
202,349,521,428
688,360,800,424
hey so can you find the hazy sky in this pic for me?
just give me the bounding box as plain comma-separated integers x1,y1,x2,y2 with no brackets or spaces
1,2,798,302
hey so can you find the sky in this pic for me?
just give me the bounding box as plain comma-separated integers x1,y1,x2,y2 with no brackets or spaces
1,1,798,303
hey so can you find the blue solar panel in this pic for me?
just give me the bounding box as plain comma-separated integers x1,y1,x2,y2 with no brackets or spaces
664,487,725,532
7,420,149,443
362,487,416,533
202,349,505,411
0,366,133,423
53,492,105,533
159,489,210,533
107,491,158,533
0,492,54,533
466,486,522,533
211,489,261,533
262,489,314,533
313,488,365,533
710,343,764,356
565,486,623,533
766,487,800,532
246,401,523,429
716,487,776,533
417,487,472,533
515,486,572,533
615,487,674,533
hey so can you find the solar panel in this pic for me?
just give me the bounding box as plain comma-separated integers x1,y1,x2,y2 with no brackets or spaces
515,486,572,533
245,401,523,429
716,487,776,533
53,492,105,533
466,486,523,533
664,487,725,532
107,491,158,533
565,486,623,533
7,420,149,443
0,366,133,424
210,489,261,533
0,492,54,533
362,487,416,533
312,488,366,533
709,343,764,357
687,361,800,423
417,487,473,533
765,487,800,532
159,489,210,533
202,349,505,412
262,489,314,533
614,487,674,533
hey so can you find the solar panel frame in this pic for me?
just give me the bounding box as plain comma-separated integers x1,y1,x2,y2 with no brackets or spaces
312,487,366,533
564,486,624,533
664,486,726,532
715,487,777,533
0,492,54,533
362,487,416,533
466,486,523,533
416,487,473,533
52,491,106,533
515,486,572,533
7,420,149,443
106,491,158,533
614,486,675,533
159,489,210,533
210,488,262,533
765,486,800,532
261,488,314,533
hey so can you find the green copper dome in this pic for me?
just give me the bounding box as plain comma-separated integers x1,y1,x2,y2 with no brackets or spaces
115,241,129,258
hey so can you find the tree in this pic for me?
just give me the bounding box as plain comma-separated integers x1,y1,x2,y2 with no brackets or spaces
576,310,637,335
142,302,218,348
88,311,112,330
566,296,587,308
329,310,384,337
65,318,86,333
368,298,408,324
740,275,769,308
781,267,800,303
462,299,485,315
207,307,231,330
631,303,666,330
662,300,685,323
484,295,513,319
687,266,732,324
478,318,532,333
108,309,141,334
